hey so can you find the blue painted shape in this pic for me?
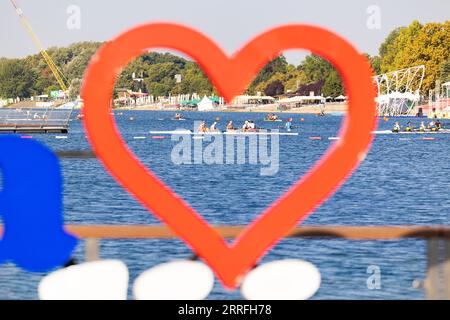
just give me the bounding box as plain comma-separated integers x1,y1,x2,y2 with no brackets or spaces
0,136,77,272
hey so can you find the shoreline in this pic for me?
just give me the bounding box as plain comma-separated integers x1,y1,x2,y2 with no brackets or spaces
115,103,348,114
1,102,348,114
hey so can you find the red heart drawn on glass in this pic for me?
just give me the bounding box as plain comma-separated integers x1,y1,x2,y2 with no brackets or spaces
81,23,377,288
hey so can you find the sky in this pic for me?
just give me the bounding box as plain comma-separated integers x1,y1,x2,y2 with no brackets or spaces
1,0,449,64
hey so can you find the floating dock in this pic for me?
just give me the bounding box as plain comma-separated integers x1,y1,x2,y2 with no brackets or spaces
0,108,72,133
0,124,68,133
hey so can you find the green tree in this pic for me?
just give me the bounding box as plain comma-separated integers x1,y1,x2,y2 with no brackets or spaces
247,56,288,94
32,68,55,96
298,54,344,96
264,79,285,96
69,78,82,98
379,21,450,93
322,70,343,97
299,55,334,83
0,59,36,98
379,27,405,60
172,62,213,96
363,53,382,75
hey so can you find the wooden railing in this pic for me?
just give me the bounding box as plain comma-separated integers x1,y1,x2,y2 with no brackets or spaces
1,224,449,299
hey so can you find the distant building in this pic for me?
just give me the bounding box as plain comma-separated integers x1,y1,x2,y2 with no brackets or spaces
231,95,275,105
114,88,148,106
132,72,144,82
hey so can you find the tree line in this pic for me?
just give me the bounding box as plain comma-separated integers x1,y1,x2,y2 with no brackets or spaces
0,20,448,100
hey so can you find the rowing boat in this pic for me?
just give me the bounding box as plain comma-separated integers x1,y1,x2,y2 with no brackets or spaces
149,130,298,136
263,119,282,122
373,129,450,135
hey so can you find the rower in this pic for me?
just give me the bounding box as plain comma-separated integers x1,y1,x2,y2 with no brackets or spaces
428,120,436,131
405,121,414,132
419,121,426,132
248,120,256,131
226,121,235,131
273,114,278,120
174,113,182,120
198,121,208,133
242,120,250,131
435,119,442,130
392,121,401,133
210,120,219,132
285,118,293,132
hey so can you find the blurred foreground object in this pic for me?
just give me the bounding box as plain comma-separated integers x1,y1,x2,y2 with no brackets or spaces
38,260,128,300
241,259,321,300
0,136,77,271
133,260,214,300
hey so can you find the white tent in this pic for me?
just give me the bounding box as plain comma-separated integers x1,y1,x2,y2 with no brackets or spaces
197,96,215,111
278,96,325,104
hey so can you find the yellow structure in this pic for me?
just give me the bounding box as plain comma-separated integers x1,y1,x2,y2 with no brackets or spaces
10,0,68,93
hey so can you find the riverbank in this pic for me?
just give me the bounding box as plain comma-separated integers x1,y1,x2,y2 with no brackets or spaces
116,103,348,114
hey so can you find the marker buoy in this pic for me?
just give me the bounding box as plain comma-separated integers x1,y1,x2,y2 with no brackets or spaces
152,136,165,139
309,136,321,140
300,118,305,122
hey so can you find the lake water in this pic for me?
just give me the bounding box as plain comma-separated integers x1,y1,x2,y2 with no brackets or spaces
0,110,449,299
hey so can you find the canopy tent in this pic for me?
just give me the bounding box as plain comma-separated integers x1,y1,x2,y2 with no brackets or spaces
209,96,221,103
180,99,201,106
197,96,216,111
376,91,420,104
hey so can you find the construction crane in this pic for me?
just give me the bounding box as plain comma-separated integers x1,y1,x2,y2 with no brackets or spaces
10,0,69,93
